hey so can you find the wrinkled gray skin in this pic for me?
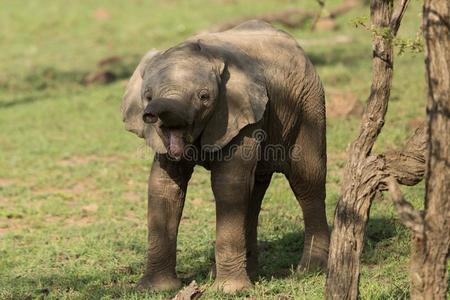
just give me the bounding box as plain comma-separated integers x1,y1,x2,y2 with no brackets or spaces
121,20,329,294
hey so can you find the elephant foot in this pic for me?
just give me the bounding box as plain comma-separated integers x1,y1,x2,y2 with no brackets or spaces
213,260,258,280
297,252,328,273
212,275,253,294
137,274,182,292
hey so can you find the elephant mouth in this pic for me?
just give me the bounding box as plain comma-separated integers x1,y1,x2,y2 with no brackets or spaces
158,126,186,160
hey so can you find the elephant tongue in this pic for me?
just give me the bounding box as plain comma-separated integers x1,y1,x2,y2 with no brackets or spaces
168,129,185,160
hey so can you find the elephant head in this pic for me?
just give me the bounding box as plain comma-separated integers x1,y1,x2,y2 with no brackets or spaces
121,40,268,160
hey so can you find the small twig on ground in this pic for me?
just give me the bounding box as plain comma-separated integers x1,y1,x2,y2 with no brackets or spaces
171,281,203,300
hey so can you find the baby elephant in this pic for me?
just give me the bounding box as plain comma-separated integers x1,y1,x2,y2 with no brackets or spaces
121,20,329,293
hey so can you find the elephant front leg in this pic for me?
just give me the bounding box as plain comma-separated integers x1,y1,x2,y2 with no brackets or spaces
138,154,193,291
211,173,254,293
210,139,258,293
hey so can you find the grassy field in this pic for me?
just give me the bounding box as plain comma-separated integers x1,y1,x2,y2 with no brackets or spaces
0,0,434,299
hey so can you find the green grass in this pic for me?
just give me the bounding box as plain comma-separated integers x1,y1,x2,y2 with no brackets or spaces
0,0,436,299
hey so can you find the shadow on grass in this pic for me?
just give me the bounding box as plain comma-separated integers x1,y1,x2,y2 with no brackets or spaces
363,216,407,265
180,216,401,285
8,272,177,300
0,94,41,109
6,216,401,298
258,216,400,280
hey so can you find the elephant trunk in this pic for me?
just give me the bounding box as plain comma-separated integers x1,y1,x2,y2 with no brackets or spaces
143,98,191,128
143,98,192,160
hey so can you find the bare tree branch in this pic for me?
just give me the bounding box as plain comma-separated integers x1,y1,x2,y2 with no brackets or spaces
381,124,427,187
390,0,411,35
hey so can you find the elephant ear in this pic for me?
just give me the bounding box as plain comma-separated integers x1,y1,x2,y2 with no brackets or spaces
199,41,268,149
121,49,167,153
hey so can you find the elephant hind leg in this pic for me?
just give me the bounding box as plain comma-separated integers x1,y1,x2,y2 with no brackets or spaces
287,156,329,272
246,172,272,279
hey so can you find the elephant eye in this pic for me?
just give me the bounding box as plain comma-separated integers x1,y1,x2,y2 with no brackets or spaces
144,94,152,102
198,89,210,102
143,89,152,102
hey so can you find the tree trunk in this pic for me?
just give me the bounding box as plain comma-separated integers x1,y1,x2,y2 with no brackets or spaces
410,0,450,298
325,1,394,298
325,0,417,299
377,0,448,298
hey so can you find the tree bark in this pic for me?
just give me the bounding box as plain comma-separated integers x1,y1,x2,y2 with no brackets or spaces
410,0,449,298
325,0,416,299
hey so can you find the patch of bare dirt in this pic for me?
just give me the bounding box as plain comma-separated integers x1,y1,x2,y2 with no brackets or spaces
43,215,64,224
94,8,111,21
315,17,338,31
124,191,141,202
33,182,88,197
65,215,96,226
57,155,124,167
0,207,100,236
44,213,97,227
326,90,364,118
0,215,27,235
0,196,8,206
122,211,141,224
191,198,203,206
407,117,425,131
81,204,98,214
0,178,16,187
